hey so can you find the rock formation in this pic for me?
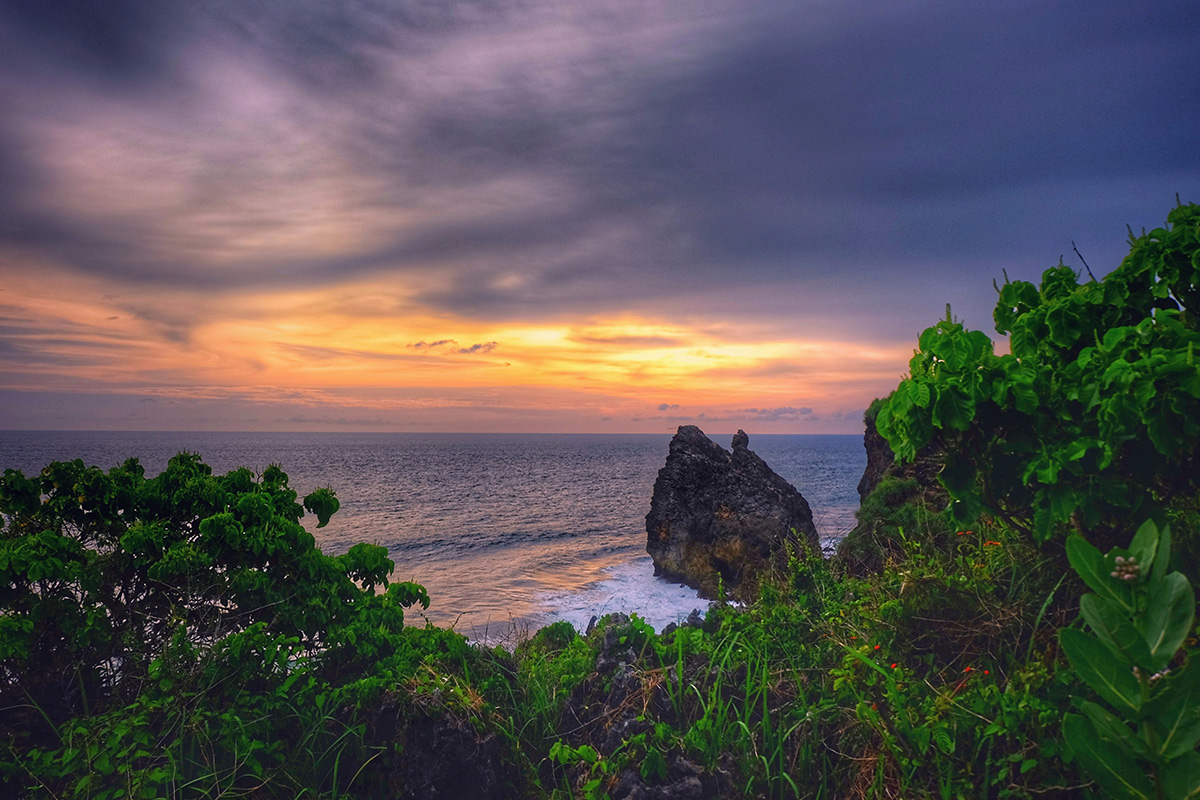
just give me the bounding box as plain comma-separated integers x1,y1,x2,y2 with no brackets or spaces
836,400,949,575
645,426,819,597
856,403,894,502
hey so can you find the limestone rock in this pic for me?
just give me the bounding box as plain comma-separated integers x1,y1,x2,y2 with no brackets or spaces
645,426,819,597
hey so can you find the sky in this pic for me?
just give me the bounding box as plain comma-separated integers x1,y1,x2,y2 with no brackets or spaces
0,0,1197,434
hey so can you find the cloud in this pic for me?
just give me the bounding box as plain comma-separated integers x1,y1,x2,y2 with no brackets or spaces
657,403,680,411
1,0,1192,319
279,416,400,428
739,406,814,421
0,0,1196,433
575,334,683,348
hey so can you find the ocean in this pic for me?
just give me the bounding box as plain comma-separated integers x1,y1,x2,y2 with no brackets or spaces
0,431,864,640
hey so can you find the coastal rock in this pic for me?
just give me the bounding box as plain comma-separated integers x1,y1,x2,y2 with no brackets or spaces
645,426,819,598
856,404,894,502
837,401,949,574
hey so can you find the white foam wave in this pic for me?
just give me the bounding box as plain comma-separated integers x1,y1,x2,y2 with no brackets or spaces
534,556,711,634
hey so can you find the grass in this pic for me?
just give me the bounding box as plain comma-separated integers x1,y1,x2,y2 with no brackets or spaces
6,498,1195,799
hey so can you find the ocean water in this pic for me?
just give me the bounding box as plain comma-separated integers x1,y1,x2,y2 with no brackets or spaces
0,431,864,640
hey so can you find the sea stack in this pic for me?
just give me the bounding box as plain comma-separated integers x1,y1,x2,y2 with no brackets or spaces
645,426,819,598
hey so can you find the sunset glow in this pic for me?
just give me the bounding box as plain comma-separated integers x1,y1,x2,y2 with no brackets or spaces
1,2,1194,432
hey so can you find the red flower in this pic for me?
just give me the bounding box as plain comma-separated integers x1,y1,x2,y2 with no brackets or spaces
891,663,898,669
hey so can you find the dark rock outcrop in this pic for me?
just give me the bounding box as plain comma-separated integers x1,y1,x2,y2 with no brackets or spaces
856,402,894,502
645,426,819,597
836,400,950,575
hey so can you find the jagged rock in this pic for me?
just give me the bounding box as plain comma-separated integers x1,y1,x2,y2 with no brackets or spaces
645,426,819,598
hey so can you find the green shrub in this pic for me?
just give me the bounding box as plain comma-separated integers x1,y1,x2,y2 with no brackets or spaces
877,202,1200,546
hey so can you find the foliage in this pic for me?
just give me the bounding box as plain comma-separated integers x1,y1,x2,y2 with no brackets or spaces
0,454,431,798
876,202,1200,543
1061,520,1200,799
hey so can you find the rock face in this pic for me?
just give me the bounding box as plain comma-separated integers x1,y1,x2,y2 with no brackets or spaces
836,401,949,575
645,426,819,597
856,405,894,502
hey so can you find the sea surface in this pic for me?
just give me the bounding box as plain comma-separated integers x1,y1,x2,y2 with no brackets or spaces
0,431,864,640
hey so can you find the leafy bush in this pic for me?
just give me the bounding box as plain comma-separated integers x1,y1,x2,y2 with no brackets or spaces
877,202,1200,545
1061,520,1200,799
0,454,430,797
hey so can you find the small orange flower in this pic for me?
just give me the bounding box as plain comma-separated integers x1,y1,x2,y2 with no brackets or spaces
891,663,898,669
983,541,1001,546
874,644,881,650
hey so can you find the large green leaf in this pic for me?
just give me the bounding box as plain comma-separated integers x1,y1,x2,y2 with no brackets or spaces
1157,703,1200,760
1153,524,1173,584
1060,628,1142,714
1067,535,1135,614
1063,714,1155,799
1162,751,1200,799
1079,701,1147,757
1128,519,1161,578
1080,594,1152,668
1143,572,1195,672
932,385,974,431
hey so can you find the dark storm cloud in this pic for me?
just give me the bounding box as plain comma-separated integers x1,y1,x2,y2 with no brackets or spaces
0,0,1196,326
0,0,177,86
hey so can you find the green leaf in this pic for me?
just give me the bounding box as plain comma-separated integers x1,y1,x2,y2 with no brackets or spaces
1162,751,1200,799
1067,535,1135,614
1154,524,1173,584
1143,572,1195,672
932,385,975,431
1060,628,1142,714
1128,519,1160,575
1156,700,1200,760
1079,701,1147,756
1079,594,1152,668
933,725,954,755
1063,714,1155,799
912,381,932,409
